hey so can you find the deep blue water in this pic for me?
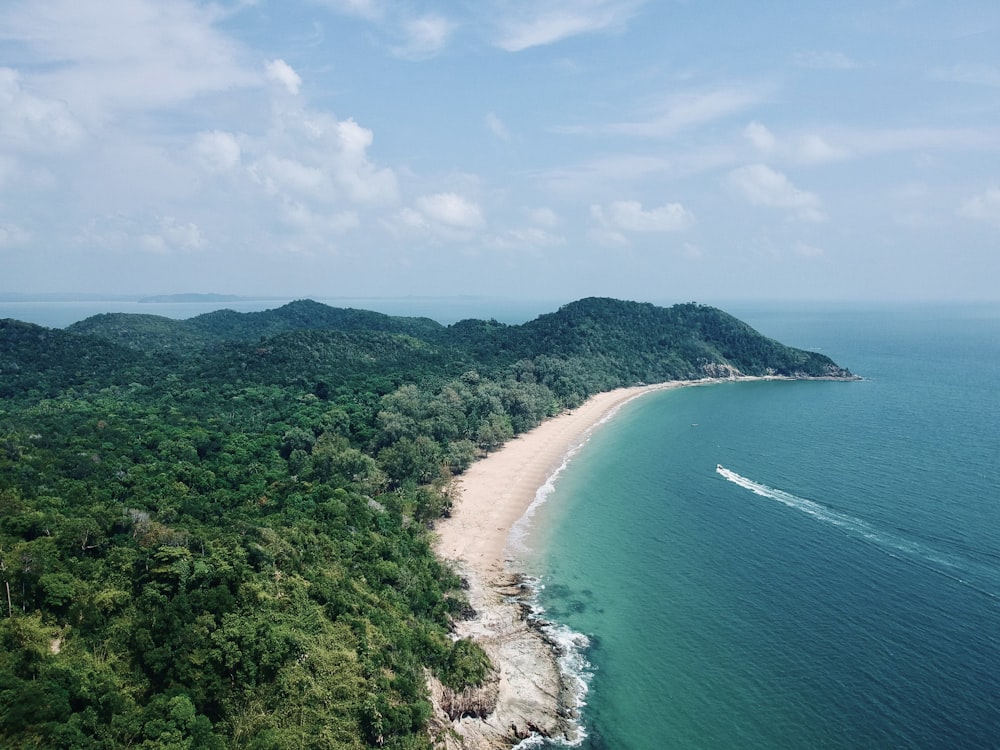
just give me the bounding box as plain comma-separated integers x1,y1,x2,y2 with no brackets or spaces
519,304,1000,749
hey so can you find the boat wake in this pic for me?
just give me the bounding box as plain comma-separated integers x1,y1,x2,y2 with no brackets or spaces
716,465,1000,602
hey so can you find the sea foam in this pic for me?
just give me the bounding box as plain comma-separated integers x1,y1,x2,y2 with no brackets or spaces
510,575,593,749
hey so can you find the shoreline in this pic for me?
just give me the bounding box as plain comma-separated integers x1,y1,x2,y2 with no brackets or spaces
428,380,707,747
429,375,846,747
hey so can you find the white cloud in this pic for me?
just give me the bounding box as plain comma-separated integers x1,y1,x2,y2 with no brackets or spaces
309,3,454,59
252,154,333,200
0,67,86,150
527,207,560,227
330,118,398,203
728,164,826,222
185,100,397,255
795,133,846,164
138,233,169,254
312,0,383,20
592,200,694,233
958,187,1000,225
744,122,848,164
793,51,860,70
495,0,643,52
488,226,566,251
390,192,487,243
161,217,204,250
681,242,702,259
837,127,1000,156
397,207,428,230
745,121,777,152
486,112,511,141
266,59,302,95
566,84,770,139
138,216,205,254
588,224,629,248
72,215,135,253
193,130,242,172
0,0,259,122
391,14,456,59
0,222,30,248
279,201,359,234
793,241,824,258
415,192,485,230
539,145,741,197
931,64,1000,87
244,109,397,208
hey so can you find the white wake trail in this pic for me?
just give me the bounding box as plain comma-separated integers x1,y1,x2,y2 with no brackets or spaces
715,465,1000,601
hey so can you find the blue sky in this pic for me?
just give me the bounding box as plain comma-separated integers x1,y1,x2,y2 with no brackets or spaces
1,0,999,303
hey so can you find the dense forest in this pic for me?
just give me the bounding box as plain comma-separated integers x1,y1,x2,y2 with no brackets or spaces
0,297,852,749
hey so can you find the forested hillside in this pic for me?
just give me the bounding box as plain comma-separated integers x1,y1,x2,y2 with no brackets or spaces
0,299,852,749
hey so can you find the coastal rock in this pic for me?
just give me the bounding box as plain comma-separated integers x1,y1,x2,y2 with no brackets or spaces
427,567,578,749
435,675,500,721
701,361,743,379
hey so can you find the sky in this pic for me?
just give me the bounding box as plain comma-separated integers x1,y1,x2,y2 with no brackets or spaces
1,0,999,304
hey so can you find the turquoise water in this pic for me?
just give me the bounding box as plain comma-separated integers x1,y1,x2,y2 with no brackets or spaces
520,304,1000,749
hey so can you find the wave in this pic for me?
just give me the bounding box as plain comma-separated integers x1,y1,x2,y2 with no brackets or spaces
715,465,1000,601
507,440,585,558
510,576,592,749
509,397,636,557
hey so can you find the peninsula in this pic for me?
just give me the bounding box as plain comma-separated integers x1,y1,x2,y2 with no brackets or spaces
0,298,854,749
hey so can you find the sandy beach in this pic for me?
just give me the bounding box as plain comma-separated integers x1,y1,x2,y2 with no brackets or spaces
436,384,676,573
429,382,686,748
428,377,809,746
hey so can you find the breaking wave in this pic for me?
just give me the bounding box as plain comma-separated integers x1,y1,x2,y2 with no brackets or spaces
510,576,592,749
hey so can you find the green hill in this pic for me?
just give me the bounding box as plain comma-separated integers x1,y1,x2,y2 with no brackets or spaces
67,299,446,354
512,297,848,380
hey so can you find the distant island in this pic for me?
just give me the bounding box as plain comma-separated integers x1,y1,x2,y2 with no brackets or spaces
138,292,247,303
0,297,855,749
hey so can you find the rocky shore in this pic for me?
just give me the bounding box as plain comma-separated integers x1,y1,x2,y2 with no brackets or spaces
427,566,579,749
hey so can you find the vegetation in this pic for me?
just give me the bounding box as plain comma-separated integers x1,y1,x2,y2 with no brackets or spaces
0,298,851,748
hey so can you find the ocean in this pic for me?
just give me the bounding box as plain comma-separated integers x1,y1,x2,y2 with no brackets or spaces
516,303,1000,749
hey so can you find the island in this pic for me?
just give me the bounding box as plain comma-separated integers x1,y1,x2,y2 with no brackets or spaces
0,298,855,749
138,293,248,303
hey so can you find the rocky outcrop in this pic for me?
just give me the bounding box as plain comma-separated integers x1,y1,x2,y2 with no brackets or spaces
427,569,580,749
433,671,501,722
701,361,743,379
